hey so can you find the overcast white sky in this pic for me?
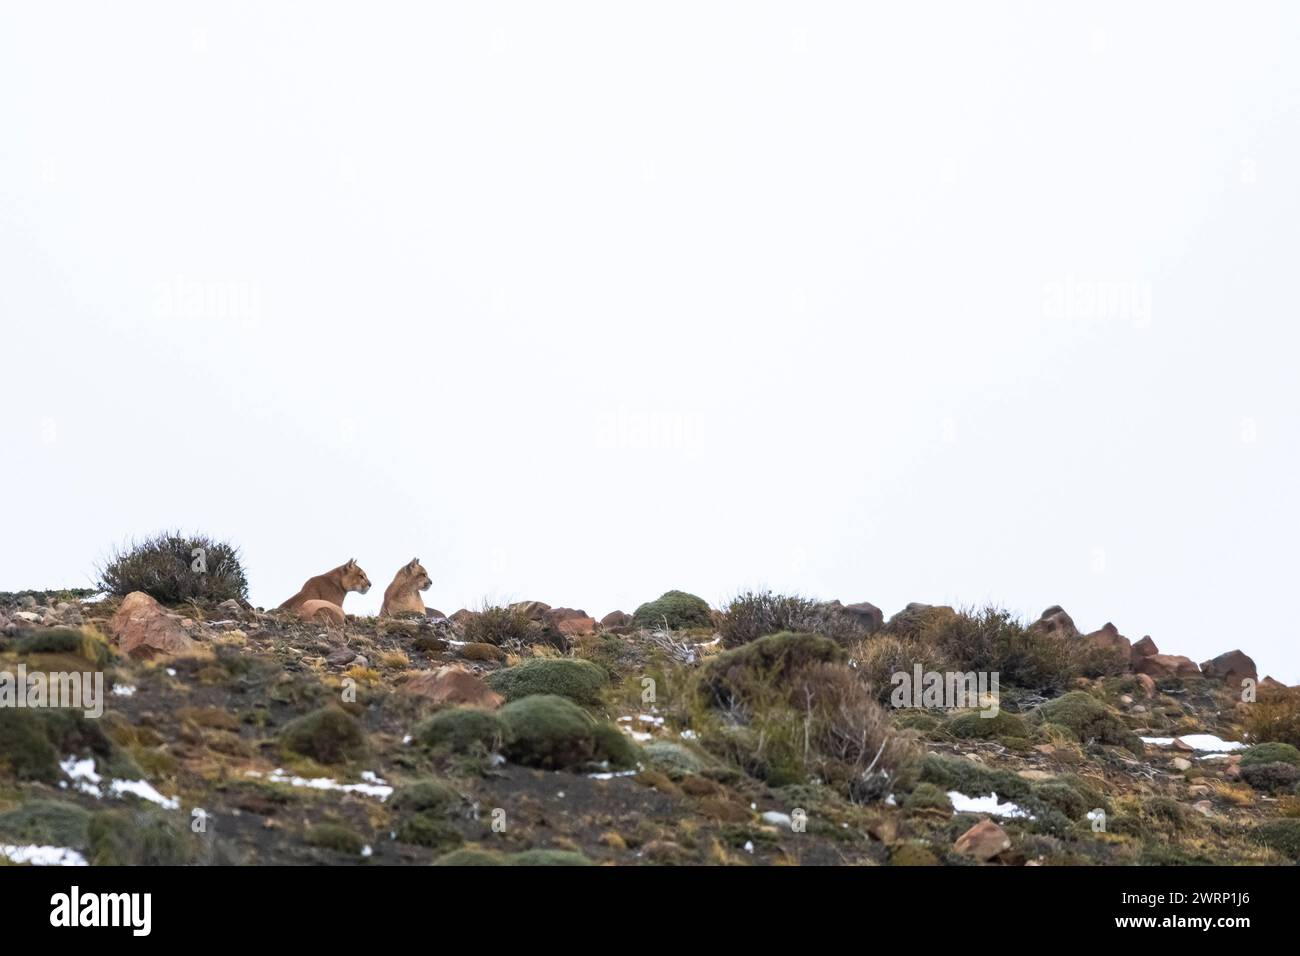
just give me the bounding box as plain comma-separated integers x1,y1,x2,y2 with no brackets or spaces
2,2,1298,681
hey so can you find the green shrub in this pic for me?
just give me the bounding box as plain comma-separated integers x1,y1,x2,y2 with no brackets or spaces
1038,692,1141,752
699,631,844,709
1032,780,1089,820
390,779,460,815
509,849,593,866
902,782,952,816
0,800,91,849
1243,686,1300,749
948,710,1028,740
1240,742,1300,768
931,606,1075,692
641,740,711,779
279,707,367,764
0,709,120,783
88,809,192,865
415,708,504,754
13,628,108,666
631,590,713,631
431,847,506,866
499,695,633,770
889,842,940,866
304,823,365,854
97,531,248,604
1249,819,1300,860
485,658,608,707
919,754,1031,802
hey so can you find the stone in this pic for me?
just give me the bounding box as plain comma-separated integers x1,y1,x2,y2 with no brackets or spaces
600,610,632,628
1134,654,1200,679
953,818,1010,862
1131,635,1159,667
1030,605,1079,639
1198,649,1257,685
1171,757,1192,771
1135,673,1157,697
842,601,885,633
1082,622,1131,660
401,665,504,710
108,591,199,659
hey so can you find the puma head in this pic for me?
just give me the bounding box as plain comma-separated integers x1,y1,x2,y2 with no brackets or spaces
403,557,432,592
341,558,372,594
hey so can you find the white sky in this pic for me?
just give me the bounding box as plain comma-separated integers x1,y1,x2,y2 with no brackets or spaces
2,2,1298,682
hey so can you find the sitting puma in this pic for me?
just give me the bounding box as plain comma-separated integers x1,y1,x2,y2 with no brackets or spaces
381,558,433,617
279,559,372,613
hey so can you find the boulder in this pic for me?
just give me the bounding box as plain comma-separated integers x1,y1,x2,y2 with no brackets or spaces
953,818,1010,862
1030,606,1079,639
545,608,597,636
108,591,199,659
1198,649,1257,685
1082,622,1131,657
841,601,885,633
401,666,504,710
600,610,632,628
1260,676,1288,691
1134,654,1201,679
449,609,474,628
1134,673,1157,698
1131,635,1159,667
885,603,957,635
510,601,552,622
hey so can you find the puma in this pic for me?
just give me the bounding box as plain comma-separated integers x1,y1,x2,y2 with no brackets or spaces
279,559,372,612
381,557,432,618
298,599,346,627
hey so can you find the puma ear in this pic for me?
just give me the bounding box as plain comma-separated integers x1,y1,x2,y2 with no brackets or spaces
412,557,420,566
347,558,356,568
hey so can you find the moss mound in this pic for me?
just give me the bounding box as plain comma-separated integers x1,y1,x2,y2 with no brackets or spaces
279,707,367,764
631,590,713,630
13,628,109,666
415,707,505,754
1249,820,1300,860
390,779,460,815
0,708,120,783
1240,742,1300,768
88,808,192,865
305,823,365,854
485,658,608,706
0,799,92,849
699,631,845,708
431,847,507,866
902,782,953,816
1037,692,1140,752
510,849,594,866
948,710,1028,740
499,695,635,770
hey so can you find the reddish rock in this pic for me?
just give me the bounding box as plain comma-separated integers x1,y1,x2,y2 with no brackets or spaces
401,666,503,710
1260,675,1288,690
449,609,474,628
1134,654,1200,678
1030,605,1079,639
109,591,199,660
1134,673,1157,698
510,601,552,622
545,608,597,636
1131,635,1159,668
1082,622,1132,659
953,818,1011,862
1198,649,1257,685
600,610,632,628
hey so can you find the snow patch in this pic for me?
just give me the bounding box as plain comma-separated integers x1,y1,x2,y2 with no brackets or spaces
1140,735,1245,752
1,844,88,866
245,768,393,801
947,790,1034,820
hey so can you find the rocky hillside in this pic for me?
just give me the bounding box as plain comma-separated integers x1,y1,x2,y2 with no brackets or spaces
2,588,1299,866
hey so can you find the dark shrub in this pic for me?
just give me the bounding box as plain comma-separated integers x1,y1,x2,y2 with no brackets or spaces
279,707,367,764
461,605,543,646
699,631,844,709
0,709,120,783
499,695,633,770
88,808,192,865
1243,686,1300,749
305,823,365,854
931,606,1075,692
719,591,816,647
485,658,608,706
415,708,505,754
631,590,713,630
1240,762,1300,793
14,628,108,667
97,531,248,604
1249,819,1300,860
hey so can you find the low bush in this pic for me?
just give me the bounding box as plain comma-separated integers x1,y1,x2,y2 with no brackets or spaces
279,707,367,764
97,531,248,604
631,591,713,631
485,658,609,707
499,695,636,770
415,708,505,754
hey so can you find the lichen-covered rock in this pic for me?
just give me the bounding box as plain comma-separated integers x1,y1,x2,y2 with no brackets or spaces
108,591,198,659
